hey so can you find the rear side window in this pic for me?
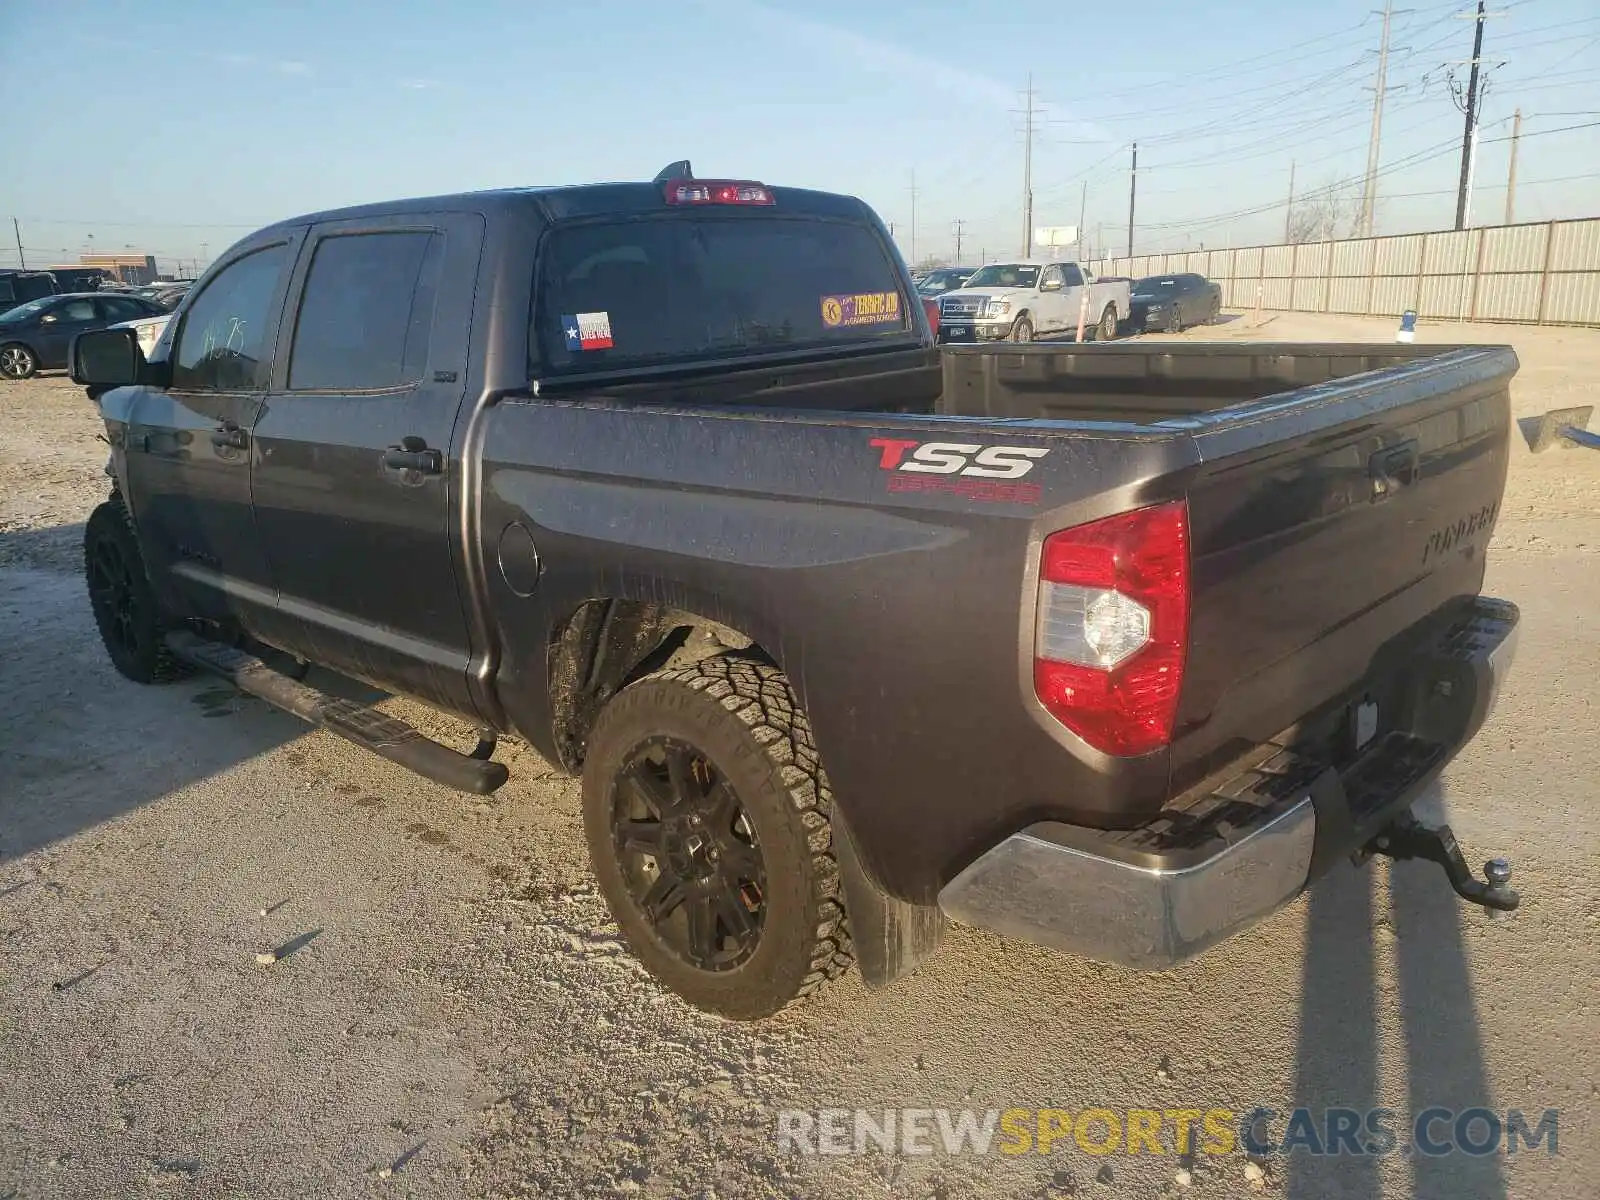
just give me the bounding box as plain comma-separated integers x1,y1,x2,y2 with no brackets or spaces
532,215,911,375
98,295,146,321
288,231,442,391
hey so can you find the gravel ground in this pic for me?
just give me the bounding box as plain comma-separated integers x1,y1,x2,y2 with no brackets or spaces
1,314,1595,1199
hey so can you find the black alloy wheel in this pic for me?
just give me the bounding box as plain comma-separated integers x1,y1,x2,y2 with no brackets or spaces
611,736,767,972
581,655,853,1019
83,499,188,683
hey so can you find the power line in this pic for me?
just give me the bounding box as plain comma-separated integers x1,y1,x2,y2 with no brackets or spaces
1118,113,1588,243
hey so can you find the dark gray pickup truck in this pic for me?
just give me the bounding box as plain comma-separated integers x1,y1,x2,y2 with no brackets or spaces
72,163,1522,1019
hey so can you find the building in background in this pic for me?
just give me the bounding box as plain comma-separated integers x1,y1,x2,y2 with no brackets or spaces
71,253,159,285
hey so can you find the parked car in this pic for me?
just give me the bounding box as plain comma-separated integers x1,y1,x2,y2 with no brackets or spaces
0,292,165,379
0,270,61,306
1128,272,1223,333
71,164,1522,1021
915,266,977,296
153,283,193,310
937,260,1129,343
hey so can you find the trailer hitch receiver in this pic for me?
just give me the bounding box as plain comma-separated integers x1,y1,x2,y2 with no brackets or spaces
1365,812,1519,916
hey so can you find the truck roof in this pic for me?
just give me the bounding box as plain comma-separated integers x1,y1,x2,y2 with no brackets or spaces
256,179,877,236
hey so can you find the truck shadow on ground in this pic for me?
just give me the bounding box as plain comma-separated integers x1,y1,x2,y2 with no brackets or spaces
1288,784,1507,1200
0,521,91,575
0,527,380,864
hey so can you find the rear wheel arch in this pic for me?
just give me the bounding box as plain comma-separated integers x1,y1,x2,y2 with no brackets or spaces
547,595,943,995
546,596,775,772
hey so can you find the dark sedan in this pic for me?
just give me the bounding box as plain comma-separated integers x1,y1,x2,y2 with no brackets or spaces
0,292,166,379
1128,272,1222,334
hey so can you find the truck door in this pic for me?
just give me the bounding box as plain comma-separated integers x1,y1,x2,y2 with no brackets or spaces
1059,263,1089,334
120,237,299,626
1036,264,1067,333
248,212,484,717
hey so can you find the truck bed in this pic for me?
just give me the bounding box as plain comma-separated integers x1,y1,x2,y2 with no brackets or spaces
937,341,1479,424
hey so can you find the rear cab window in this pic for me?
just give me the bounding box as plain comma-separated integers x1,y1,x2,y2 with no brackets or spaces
531,214,913,377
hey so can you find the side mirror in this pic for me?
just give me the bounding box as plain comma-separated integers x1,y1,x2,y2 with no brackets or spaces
39,313,58,324
71,327,144,388
1040,279,1062,292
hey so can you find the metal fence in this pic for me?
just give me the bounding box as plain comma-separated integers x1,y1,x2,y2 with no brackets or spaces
1087,217,1600,327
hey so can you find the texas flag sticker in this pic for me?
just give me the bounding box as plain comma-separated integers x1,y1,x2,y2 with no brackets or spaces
562,311,614,351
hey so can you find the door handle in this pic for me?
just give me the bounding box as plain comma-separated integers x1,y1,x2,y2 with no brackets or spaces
383,436,443,475
211,424,248,450
1369,439,1419,500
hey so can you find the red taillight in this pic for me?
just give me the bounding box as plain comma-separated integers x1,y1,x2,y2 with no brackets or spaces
1033,500,1190,756
663,180,775,206
922,295,940,336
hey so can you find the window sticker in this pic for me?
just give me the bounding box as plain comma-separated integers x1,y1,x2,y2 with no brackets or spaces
562,311,614,351
819,292,901,328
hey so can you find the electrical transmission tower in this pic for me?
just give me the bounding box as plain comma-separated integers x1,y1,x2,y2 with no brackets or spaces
1359,2,1398,238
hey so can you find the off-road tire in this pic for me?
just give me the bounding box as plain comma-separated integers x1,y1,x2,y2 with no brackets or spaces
581,655,854,1020
0,343,38,380
1009,314,1034,343
83,497,190,684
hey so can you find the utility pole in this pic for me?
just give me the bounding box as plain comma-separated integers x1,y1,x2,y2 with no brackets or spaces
909,170,918,267
1126,142,1138,259
1077,181,1088,263
1360,1,1395,238
1285,159,1297,241
1504,106,1522,224
11,218,23,269
1020,74,1036,257
952,218,965,262
1453,1,1496,230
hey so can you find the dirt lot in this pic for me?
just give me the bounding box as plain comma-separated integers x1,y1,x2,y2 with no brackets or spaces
1,314,1596,1199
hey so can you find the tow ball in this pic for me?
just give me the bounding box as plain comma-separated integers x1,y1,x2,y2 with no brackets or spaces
1362,812,1520,918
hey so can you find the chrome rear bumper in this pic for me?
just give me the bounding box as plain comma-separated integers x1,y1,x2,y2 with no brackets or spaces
939,596,1520,971
939,799,1317,970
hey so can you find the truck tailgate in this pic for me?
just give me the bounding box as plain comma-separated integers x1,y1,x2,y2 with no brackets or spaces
1169,346,1516,789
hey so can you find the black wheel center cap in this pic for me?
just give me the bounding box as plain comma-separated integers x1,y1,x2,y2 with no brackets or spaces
660,815,716,878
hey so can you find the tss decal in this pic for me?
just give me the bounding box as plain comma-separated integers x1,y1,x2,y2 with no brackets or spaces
869,438,1050,479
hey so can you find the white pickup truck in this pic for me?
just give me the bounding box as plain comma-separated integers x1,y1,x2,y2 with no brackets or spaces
936,260,1129,344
